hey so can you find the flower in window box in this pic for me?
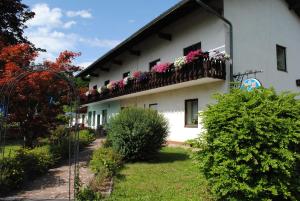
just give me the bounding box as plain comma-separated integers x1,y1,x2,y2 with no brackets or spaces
152,62,171,73
132,71,141,79
186,49,202,63
137,72,148,82
123,77,129,85
107,81,116,90
174,56,187,69
97,87,102,94
118,79,125,89
101,86,108,94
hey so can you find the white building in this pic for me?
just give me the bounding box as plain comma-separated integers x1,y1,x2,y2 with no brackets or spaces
77,0,300,142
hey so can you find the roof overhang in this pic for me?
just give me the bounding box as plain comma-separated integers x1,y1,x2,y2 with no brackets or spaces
76,0,203,78
286,0,300,17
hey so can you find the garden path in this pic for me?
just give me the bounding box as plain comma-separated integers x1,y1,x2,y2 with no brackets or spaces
2,138,103,201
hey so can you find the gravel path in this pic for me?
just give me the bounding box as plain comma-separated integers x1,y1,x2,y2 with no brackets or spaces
1,138,103,201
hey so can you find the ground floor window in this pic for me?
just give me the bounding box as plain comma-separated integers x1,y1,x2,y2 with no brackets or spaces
92,111,96,126
102,109,107,125
88,111,92,127
185,99,198,127
97,114,100,126
82,114,85,124
149,103,158,111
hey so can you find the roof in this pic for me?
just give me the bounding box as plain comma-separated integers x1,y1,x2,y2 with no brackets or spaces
77,0,201,77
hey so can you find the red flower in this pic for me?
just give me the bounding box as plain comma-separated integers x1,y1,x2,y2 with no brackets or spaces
186,49,202,63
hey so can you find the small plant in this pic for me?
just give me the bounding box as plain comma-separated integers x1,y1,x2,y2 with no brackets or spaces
186,49,202,63
152,62,171,73
89,147,122,176
76,186,102,201
174,56,187,69
106,107,168,161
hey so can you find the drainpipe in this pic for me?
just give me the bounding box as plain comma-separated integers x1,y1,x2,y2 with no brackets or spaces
195,0,234,83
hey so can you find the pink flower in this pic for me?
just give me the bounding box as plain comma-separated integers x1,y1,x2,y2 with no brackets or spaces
186,49,202,63
132,71,141,78
152,62,171,73
118,79,125,89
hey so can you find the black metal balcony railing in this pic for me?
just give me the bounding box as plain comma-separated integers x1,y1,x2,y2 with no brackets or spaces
82,56,226,104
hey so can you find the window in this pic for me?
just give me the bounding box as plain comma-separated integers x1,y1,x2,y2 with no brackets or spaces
82,114,85,124
149,59,160,71
185,99,198,127
87,111,92,127
92,111,96,126
149,103,158,111
104,80,110,86
276,45,287,72
97,114,100,126
102,109,107,125
184,42,201,56
123,71,130,78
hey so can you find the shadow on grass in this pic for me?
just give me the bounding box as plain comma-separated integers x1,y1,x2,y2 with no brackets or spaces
148,151,189,164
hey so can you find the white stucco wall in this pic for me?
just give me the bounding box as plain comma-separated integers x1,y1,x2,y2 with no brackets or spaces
224,0,300,92
119,81,226,142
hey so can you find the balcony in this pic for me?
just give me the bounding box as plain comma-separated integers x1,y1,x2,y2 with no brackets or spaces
82,55,226,105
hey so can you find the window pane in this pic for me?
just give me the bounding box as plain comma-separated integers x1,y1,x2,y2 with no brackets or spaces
88,112,92,126
102,109,107,125
276,45,286,71
185,99,198,127
149,59,160,70
184,42,201,56
92,111,96,126
149,103,158,111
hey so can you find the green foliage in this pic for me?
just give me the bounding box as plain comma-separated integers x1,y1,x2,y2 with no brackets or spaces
76,186,102,201
0,127,95,196
107,107,168,161
79,129,95,148
89,147,123,176
0,145,55,195
0,157,25,195
194,88,300,200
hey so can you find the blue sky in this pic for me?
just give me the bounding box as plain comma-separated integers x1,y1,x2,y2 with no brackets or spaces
23,0,180,68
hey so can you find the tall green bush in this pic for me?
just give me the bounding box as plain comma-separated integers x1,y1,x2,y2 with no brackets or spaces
195,88,300,200
106,107,168,161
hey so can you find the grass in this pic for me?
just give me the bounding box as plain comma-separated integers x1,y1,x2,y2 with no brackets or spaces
0,140,22,159
107,147,215,201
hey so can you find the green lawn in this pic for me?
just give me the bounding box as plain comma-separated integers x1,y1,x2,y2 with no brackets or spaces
107,147,215,201
0,141,22,159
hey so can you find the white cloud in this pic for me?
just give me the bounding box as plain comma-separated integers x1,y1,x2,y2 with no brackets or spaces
78,61,93,69
66,10,92,18
25,3,119,63
63,21,76,29
79,38,121,48
128,19,135,23
27,4,63,29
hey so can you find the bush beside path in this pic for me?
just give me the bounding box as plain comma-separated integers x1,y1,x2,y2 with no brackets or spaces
1,138,103,200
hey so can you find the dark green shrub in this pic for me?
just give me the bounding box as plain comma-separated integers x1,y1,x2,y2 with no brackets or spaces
195,88,300,200
0,157,25,195
106,107,168,161
89,147,122,176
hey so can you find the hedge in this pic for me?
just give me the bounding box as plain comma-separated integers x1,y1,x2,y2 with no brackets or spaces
193,88,300,200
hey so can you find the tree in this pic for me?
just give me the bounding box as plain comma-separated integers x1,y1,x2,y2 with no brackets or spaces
0,43,81,147
0,0,35,46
